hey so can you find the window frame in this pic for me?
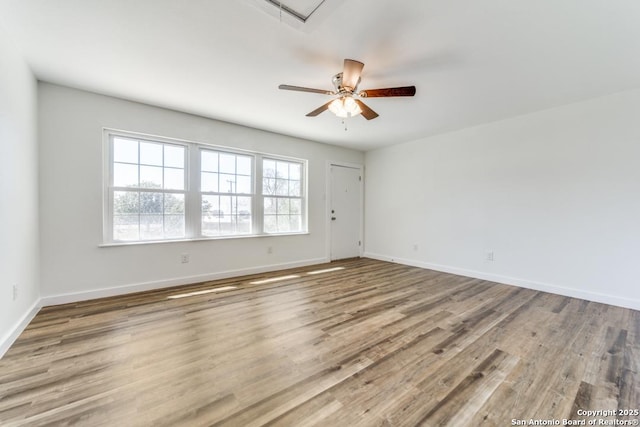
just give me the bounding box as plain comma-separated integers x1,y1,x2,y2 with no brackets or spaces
199,147,256,238
102,129,308,245
261,157,306,234
104,133,190,243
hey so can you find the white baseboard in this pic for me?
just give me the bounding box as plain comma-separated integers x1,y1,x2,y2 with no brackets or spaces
41,257,330,307
363,252,640,311
0,299,42,359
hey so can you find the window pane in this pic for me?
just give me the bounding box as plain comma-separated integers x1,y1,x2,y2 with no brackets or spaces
201,151,218,172
237,175,251,194
219,174,236,193
237,156,252,175
164,194,185,238
112,189,186,241
114,215,139,241
264,215,277,233
140,214,163,240
277,198,290,214
164,168,184,190
276,162,289,179
275,179,288,196
140,166,162,188
289,180,301,197
235,197,247,231
113,163,138,187
203,195,221,218
264,197,276,214
263,159,276,177
238,197,251,222
140,192,163,214
164,215,185,238
263,178,276,195
114,191,139,214
202,195,221,236
237,219,251,234
209,196,232,236
165,193,184,214
289,163,301,180
202,195,219,215
219,196,231,218
140,142,163,166
201,172,219,192
164,145,184,168
113,138,138,163
219,153,235,174
202,222,220,236
290,198,301,214
277,215,291,232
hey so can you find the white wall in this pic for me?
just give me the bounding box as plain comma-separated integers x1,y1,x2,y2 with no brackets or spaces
38,83,363,302
365,89,640,310
0,28,40,356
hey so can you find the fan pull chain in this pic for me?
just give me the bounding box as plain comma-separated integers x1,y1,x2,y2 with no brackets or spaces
342,119,348,131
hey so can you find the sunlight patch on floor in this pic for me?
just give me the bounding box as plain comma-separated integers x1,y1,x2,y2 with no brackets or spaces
167,286,237,299
250,275,300,285
306,267,345,275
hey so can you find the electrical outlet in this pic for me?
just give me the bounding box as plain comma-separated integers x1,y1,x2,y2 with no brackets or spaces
267,246,273,254
181,253,190,263
13,284,18,301
413,244,419,251
486,251,494,261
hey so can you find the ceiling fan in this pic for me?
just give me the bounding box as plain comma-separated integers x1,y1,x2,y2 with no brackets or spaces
279,59,416,120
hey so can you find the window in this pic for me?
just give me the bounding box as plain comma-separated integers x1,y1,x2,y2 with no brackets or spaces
201,149,253,237
104,131,307,243
110,136,186,241
263,158,304,233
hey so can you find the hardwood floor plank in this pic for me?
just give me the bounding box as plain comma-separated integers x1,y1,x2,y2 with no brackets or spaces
415,349,520,426
1,258,638,426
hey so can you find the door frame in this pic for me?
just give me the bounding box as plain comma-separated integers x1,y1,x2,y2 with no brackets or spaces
325,161,364,260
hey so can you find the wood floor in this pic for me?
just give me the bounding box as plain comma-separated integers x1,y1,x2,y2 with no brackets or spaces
0,258,638,426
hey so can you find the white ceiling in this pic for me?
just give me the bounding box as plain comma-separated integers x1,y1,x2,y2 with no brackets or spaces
1,0,640,151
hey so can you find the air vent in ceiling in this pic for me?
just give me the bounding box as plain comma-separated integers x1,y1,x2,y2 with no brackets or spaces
244,0,343,31
264,0,326,23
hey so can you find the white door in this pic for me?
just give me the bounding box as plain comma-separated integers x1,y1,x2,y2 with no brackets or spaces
330,165,362,260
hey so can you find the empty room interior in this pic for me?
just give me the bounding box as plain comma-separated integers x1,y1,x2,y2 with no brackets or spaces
1,1,639,425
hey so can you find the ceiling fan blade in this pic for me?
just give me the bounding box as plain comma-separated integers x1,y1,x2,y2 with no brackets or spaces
279,84,335,95
306,100,333,117
342,59,364,91
354,99,379,120
360,86,416,98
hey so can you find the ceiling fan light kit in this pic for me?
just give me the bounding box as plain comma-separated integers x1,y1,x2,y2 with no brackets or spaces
328,96,362,118
279,58,416,121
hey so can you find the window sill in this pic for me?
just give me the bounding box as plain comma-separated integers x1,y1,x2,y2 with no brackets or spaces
99,232,310,248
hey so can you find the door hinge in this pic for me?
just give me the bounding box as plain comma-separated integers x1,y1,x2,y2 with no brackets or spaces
359,240,361,246
359,176,362,181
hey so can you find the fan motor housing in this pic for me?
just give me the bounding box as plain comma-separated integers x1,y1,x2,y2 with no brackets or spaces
332,72,360,94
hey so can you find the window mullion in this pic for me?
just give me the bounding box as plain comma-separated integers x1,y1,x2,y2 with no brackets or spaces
255,155,264,235
186,146,200,238
302,163,307,231
104,134,114,243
